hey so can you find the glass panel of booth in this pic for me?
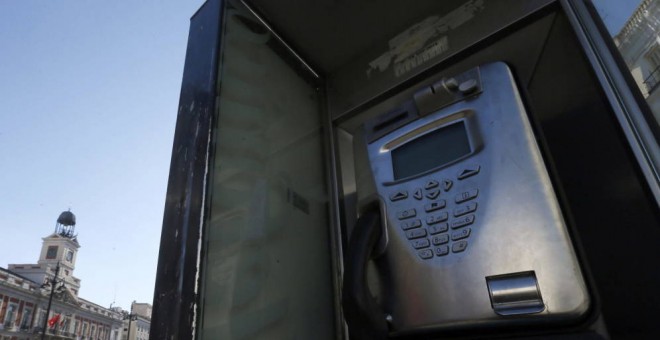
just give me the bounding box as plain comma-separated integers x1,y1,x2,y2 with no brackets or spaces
197,2,336,339
591,0,660,127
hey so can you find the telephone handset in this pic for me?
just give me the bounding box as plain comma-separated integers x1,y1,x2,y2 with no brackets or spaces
343,63,590,338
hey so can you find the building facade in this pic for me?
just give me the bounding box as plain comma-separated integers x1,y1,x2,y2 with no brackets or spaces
614,0,660,124
120,302,150,340
0,211,124,340
125,304,149,321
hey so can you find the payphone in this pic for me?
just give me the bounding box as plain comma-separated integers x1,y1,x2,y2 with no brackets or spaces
153,0,660,339
343,62,590,338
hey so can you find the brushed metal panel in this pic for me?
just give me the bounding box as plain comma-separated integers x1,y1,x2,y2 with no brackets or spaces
353,62,589,334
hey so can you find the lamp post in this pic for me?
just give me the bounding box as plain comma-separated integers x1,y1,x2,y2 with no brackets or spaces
124,302,137,340
40,261,64,340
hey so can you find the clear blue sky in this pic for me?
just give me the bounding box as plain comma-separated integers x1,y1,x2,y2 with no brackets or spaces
0,1,203,311
593,0,642,35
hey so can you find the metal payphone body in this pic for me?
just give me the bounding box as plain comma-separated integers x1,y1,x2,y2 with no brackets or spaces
352,63,589,334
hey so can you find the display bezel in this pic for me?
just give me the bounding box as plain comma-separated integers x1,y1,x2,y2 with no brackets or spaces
391,120,472,180
377,110,482,185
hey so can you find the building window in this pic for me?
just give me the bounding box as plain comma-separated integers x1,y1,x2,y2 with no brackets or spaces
647,45,660,69
36,310,46,327
65,250,73,262
20,308,32,330
3,303,18,328
644,44,660,94
46,246,58,259
61,317,69,332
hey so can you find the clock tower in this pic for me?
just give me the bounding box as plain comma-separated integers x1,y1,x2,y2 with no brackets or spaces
9,210,82,295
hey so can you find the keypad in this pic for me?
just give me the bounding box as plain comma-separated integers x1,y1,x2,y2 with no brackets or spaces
435,245,450,256
426,190,441,200
442,179,453,191
455,189,478,203
391,165,481,260
432,234,449,245
424,180,439,190
426,212,448,225
451,228,471,241
452,241,468,253
424,200,446,212
400,219,422,230
418,249,434,259
390,190,408,201
406,228,427,239
457,165,480,180
397,208,417,220
428,223,448,235
453,202,477,217
451,214,475,229
412,238,430,249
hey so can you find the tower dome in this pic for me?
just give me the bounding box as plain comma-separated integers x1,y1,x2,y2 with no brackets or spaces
55,210,77,238
57,210,76,226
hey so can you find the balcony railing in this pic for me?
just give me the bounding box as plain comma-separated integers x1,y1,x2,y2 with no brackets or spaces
30,326,77,339
643,65,660,95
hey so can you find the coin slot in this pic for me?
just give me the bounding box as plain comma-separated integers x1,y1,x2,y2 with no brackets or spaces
374,111,408,131
486,271,545,316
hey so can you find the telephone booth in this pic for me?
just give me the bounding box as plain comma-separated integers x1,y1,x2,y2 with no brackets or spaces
151,1,660,339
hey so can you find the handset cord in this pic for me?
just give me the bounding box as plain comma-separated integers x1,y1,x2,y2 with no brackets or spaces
342,209,388,340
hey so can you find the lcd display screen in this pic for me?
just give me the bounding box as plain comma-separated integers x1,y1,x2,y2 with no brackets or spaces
392,121,471,180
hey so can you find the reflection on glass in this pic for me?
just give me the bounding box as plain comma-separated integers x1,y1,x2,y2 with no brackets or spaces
593,0,660,125
198,5,335,340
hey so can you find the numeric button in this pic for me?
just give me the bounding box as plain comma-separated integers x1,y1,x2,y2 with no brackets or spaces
435,246,449,256
426,212,448,225
452,241,468,253
397,208,417,220
428,223,448,235
451,214,475,229
451,228,471,241
418,249,433,259
400,219,422,230
453,202,477,217
432,234,449,245
412,238,430,249
406,228,427,239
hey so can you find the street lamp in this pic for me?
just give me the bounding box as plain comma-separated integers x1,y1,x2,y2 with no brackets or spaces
123,302,138,340
40,261,65,340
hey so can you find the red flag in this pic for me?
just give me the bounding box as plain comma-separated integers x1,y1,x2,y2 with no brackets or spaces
48,314,61,328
